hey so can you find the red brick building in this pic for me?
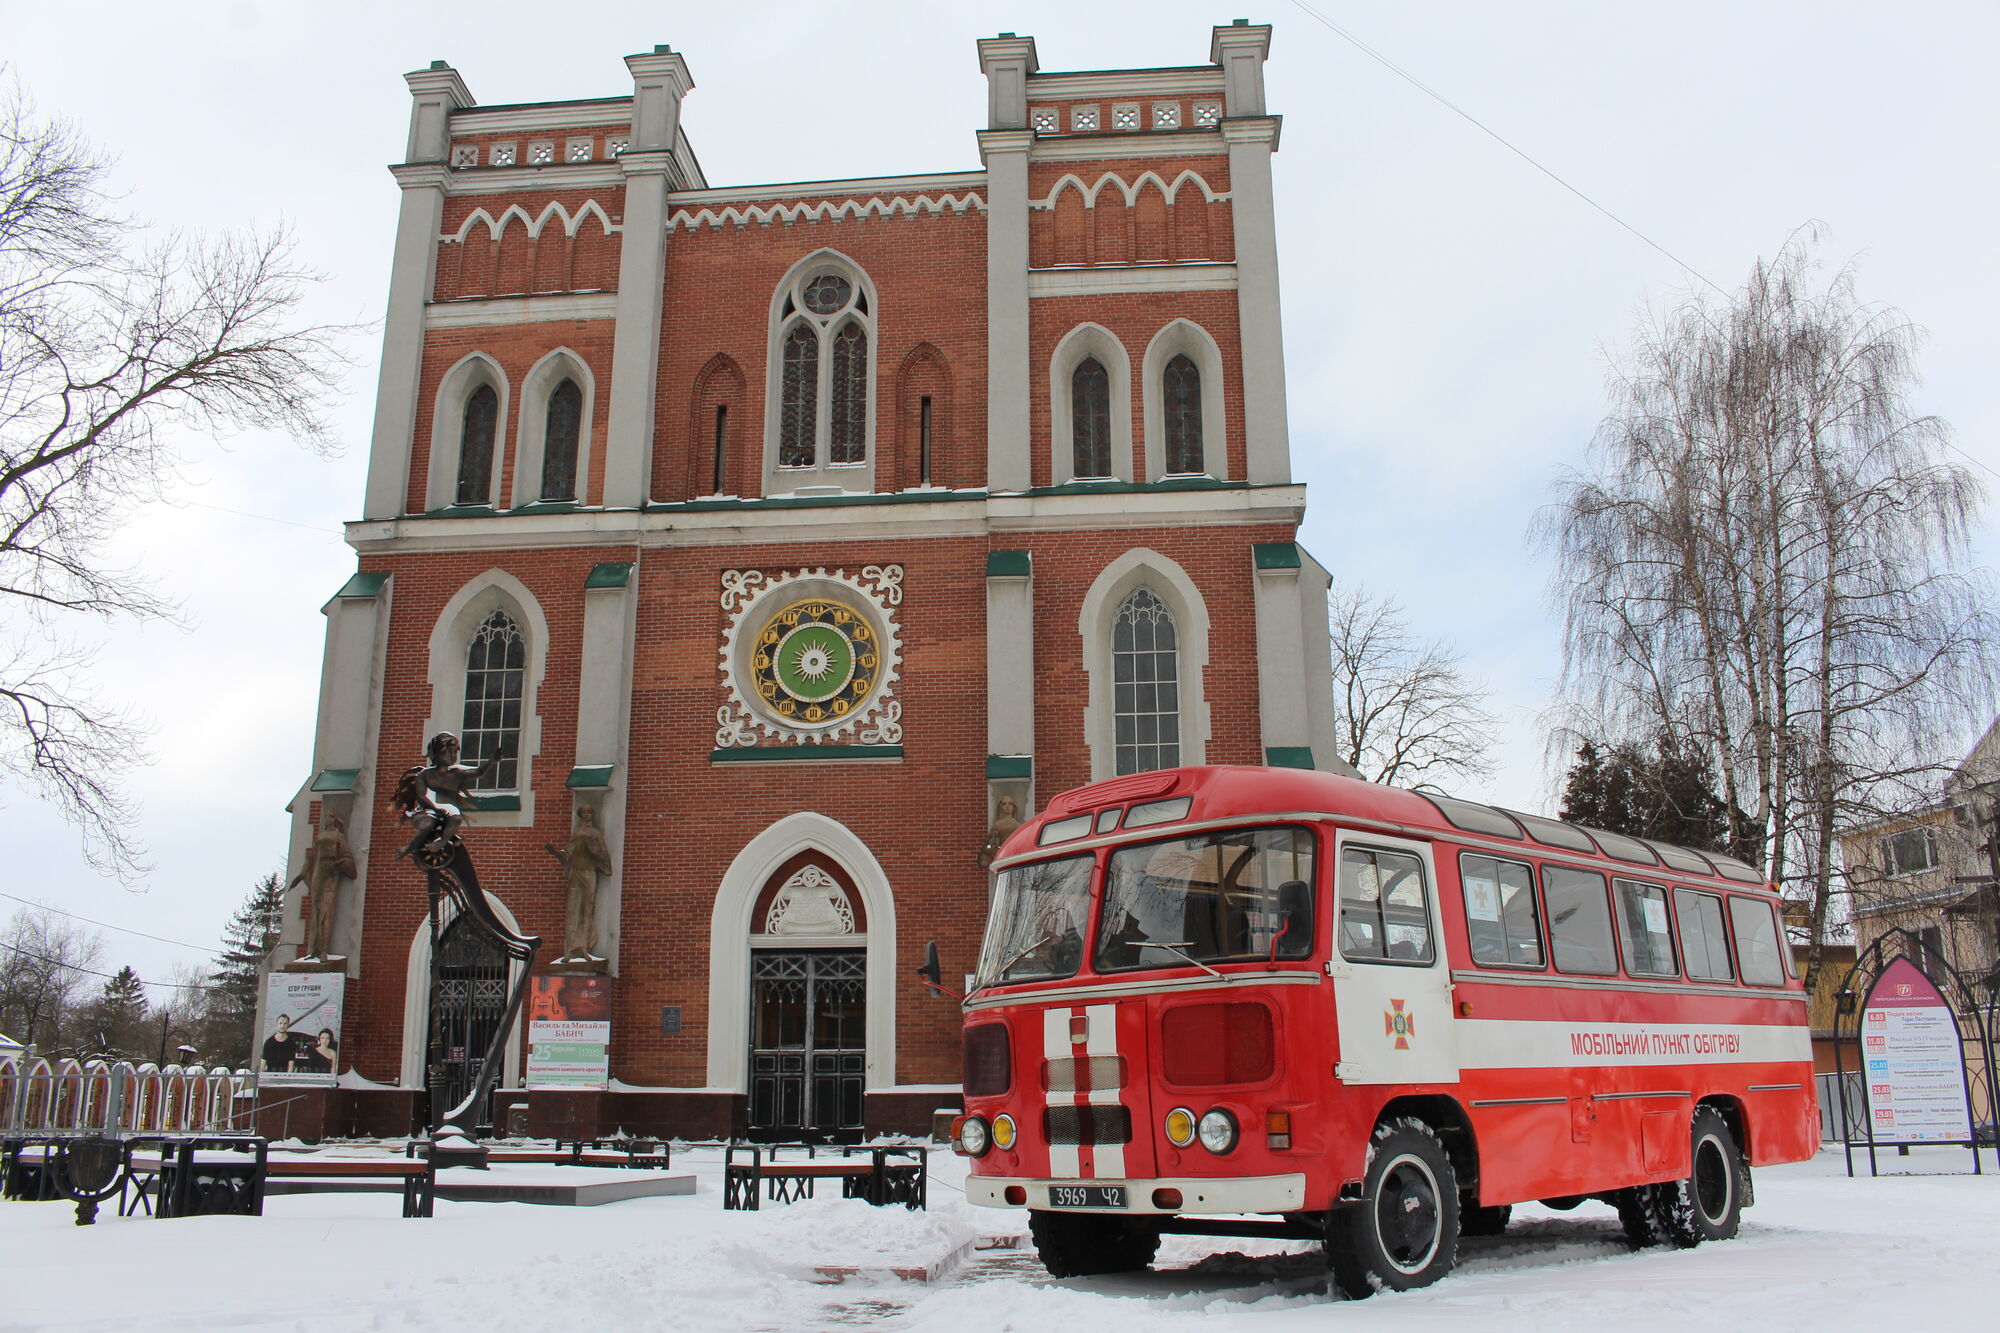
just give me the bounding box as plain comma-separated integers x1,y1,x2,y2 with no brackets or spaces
280,22,1344,1139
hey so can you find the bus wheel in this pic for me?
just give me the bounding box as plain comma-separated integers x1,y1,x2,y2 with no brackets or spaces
1612,1186,1665,1248
1461,1203,1512,1237
1326,1117,1461,1299
1655,1106,1745,1247
1027,1210,1161,1278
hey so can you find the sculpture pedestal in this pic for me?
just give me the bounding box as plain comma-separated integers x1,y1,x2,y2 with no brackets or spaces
430,1124,490,1170
280,955,347,972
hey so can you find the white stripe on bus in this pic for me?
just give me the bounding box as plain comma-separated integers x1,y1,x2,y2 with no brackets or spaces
1043,1007,1080,1177
1085,1003,1123,1179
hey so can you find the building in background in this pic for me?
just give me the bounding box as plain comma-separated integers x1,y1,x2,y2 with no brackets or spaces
276,22,1346,1141
1842,718,2000,1004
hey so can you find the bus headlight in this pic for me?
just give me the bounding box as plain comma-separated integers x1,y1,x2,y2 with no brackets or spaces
1164,1106,1197,1147
1197,1108,1238,1155
958,1115,991,1156
992,1114,1017,1151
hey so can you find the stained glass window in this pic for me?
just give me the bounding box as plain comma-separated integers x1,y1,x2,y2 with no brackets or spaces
1112,588,1179,775
541,378,581,500
1163,354,1203,474
830,323,868,465
803,274,853,315
1072,358,1111,478
779,324,818,468
461,610,524,790
456,384,498,506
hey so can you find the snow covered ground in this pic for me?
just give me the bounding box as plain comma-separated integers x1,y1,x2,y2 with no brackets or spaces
2,1144,1994,1332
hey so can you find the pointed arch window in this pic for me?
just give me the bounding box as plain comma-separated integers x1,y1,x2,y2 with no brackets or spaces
540,378,582,500
456,384,498,506
1072,358,1112,479
462,610,524,790
771,262,873,479
1163,354,1203,474
1112,588,1180,775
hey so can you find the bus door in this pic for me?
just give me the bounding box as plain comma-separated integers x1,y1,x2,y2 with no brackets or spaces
1326,832,1461,1085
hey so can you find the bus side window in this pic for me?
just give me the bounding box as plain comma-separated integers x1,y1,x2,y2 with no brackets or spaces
1340,846,1434,965
1542,865,1617,975
1729,895,1786,986
1613,878,1677,977
1675,888,1736,981
1460,853,1544,968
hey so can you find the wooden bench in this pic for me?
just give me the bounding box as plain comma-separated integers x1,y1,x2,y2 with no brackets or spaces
264,1153,435,1218
483,1139,671,1170
722,1143,927,1211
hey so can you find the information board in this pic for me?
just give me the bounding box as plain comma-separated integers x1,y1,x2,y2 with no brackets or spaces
1860,957,1971,1144
259,972,345,1087
525,975,613,1090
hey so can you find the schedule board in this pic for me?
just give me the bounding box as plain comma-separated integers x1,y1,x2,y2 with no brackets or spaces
1860,957,1972,1144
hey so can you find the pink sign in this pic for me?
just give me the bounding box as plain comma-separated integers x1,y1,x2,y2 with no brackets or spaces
1860,957,1970,1144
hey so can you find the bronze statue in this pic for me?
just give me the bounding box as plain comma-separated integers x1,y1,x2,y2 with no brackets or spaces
545,805,613,961
978,796,1023,869
391,731,503,859
289,812,357,961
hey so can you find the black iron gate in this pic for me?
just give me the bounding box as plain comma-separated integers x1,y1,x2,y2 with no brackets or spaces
427,914,511,1130
749,949,866,1139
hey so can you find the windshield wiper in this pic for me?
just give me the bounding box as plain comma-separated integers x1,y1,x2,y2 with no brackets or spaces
996,930,1059,978
1133,939,1224,980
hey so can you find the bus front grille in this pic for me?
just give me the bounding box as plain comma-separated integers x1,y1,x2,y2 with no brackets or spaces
1044,1104,1132,1145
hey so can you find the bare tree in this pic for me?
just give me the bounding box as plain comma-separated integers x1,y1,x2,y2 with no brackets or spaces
0,906,105,1051
1329,583,1498,791
0,80,349,876
1540,229,1996,994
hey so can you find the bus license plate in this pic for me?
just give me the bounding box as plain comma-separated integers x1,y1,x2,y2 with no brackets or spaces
1048,1185,1126,1209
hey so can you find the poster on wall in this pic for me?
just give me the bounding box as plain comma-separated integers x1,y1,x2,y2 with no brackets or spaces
258,972,345,1087
1860,957,1973,1144
526,975,614,1090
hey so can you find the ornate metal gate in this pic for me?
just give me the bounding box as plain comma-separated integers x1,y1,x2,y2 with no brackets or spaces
427,914,511,1130
749,949,865,1139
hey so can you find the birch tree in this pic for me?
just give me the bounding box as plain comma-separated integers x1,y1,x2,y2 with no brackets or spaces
1541,232,1995,993
0,83,348,875
1329,583,1498,791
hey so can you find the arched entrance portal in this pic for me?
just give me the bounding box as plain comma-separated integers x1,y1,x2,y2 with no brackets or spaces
426,914,510,1129
748,949,865,1137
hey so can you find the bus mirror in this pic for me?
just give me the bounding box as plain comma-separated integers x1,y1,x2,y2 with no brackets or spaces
917,940,944,992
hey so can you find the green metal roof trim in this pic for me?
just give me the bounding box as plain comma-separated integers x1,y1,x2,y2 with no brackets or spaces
333,572,390,599
986,754,1033,780
986,550,1031,578
648,489,988,514
565,764,615,788
465,793,522,812
309,768,361,793
1252,542,1302,570
710,745,903,764
1264,746,1315,770
1021,477,1247,498
584,562,633,589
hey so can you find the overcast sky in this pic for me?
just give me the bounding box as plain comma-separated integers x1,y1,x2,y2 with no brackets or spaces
6,1,1997,1003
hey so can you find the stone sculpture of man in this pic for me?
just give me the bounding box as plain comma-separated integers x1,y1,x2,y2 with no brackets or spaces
545,805,613,961
289,812,358,962
978,796,1023,869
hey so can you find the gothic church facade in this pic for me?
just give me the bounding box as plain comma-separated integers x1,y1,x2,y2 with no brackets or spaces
281,22,1343,1139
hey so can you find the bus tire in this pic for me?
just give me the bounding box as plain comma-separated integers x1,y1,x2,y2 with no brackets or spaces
1326,1117,1461,1299
1655,1105,1745,1248
1027,1209,1161,1278
1612,1186,1665,1248
1460,1203,1512,1237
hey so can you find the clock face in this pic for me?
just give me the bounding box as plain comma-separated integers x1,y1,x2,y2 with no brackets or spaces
750,598,879,725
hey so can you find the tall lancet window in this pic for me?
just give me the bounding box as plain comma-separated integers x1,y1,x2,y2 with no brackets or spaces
1072,357,1112,479
1162,354,1203,474
456,384,498,506
541,378,582,500
461,610,524,790
1112,588,1179,775
771,261,874,481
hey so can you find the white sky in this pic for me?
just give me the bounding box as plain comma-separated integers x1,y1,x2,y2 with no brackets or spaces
5,1,1997,1001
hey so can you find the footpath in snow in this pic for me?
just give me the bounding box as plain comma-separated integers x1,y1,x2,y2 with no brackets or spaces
1,1144,1993,1332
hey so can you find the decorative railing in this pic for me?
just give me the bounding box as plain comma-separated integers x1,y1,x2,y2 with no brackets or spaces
0,1054,256,1137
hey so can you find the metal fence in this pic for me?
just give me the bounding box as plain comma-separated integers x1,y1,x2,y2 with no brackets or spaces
0,1052,256,1137
1816,1070,1867,1142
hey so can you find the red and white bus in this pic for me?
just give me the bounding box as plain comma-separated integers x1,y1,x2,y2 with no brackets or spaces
949,766,1816,1297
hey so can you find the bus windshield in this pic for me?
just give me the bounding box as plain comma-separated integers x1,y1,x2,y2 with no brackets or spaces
1096,826,1315,971
977,854,1095,987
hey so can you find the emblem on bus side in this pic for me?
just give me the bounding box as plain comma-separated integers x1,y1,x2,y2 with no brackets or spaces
1384,998,1416,1050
